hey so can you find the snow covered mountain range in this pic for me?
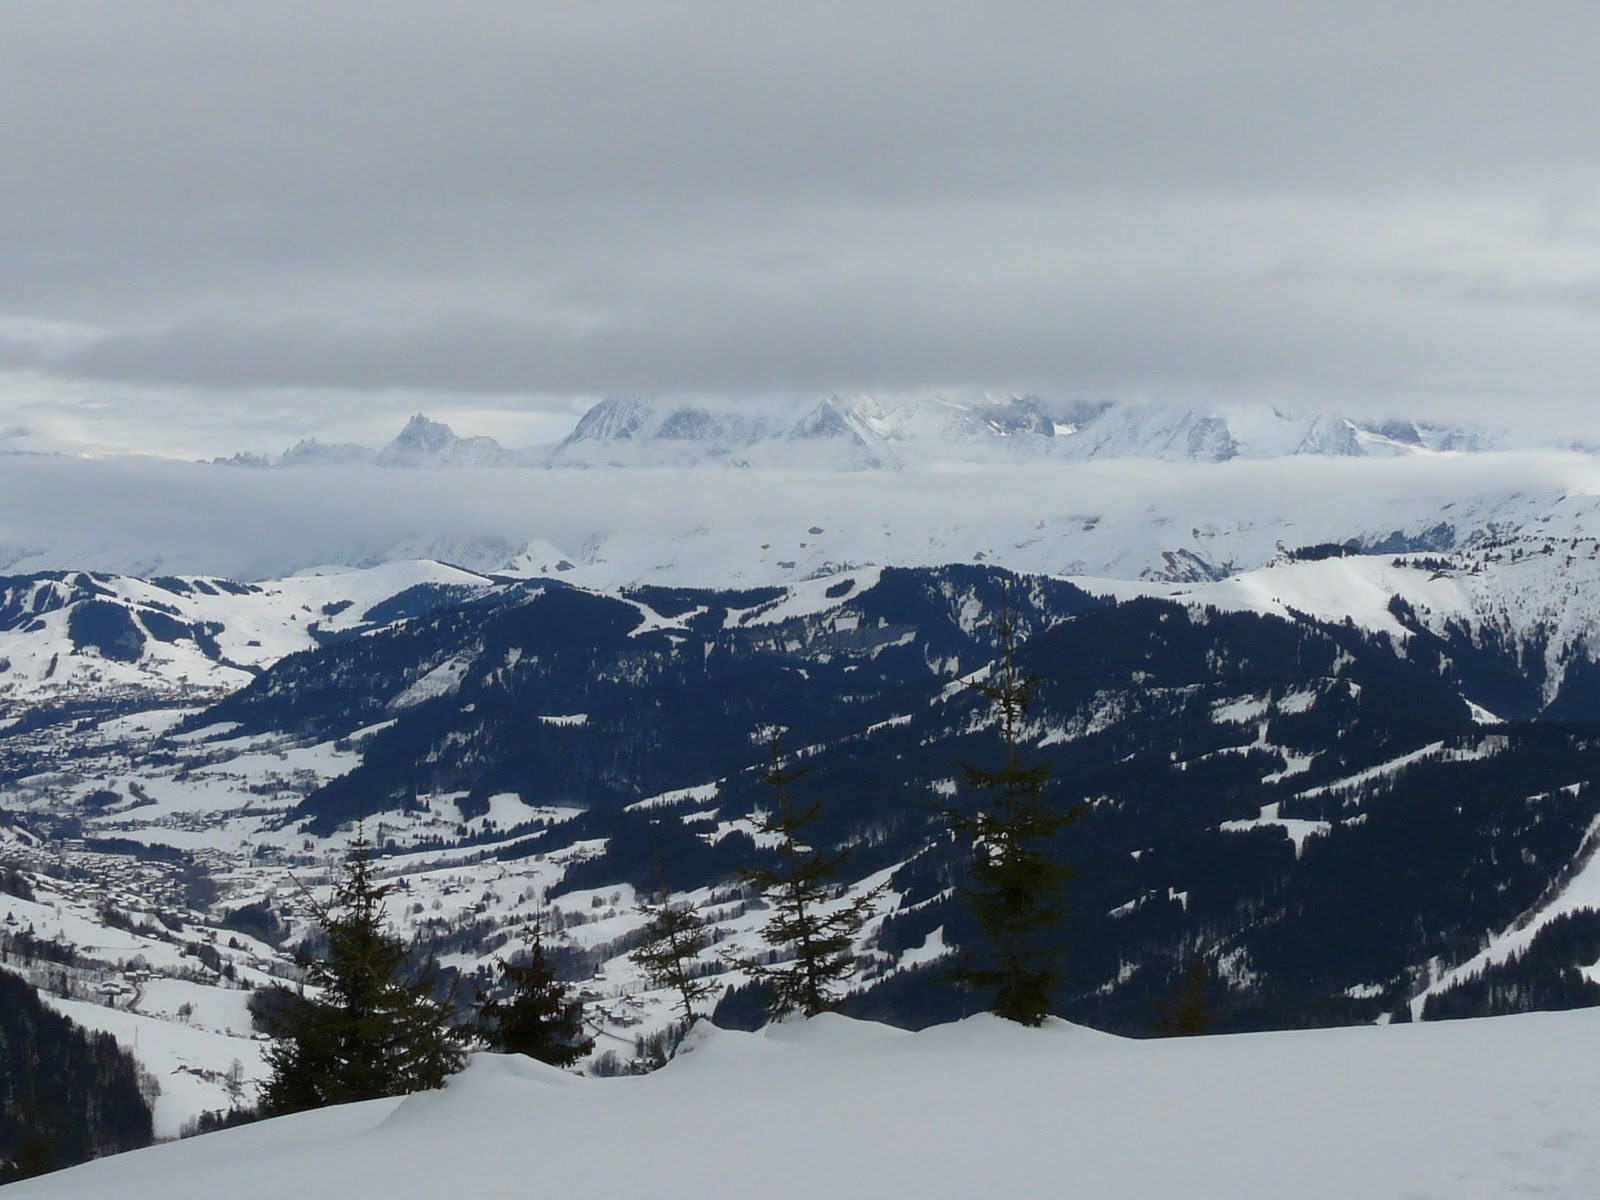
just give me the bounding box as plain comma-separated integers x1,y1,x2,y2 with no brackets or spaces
215,398,1507,472
8,540,1600,1141
10,403,1600,1169
7,540,1600,718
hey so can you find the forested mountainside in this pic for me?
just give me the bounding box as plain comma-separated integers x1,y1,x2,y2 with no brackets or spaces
0,963,153,1179
157,561,1600,1033
5,546,1600,1140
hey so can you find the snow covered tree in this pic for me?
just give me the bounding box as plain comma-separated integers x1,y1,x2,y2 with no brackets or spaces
944,593,1079,1026
475,928,594,1068
740,736,880,1021
630,863,716,1024
260,834,463,1115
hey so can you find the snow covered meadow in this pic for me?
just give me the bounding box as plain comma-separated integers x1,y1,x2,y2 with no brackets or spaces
16,1009,1600,1199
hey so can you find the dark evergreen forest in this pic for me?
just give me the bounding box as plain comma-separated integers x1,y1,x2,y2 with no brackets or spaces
0,968,153,1180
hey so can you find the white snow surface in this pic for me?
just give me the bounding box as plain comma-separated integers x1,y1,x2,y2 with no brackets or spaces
1088,540,1600,702
20,1009,1600,1199
44,997,267,1139
0,559,489,706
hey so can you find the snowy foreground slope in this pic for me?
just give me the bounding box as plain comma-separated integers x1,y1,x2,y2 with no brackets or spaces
18,1011,1600,1200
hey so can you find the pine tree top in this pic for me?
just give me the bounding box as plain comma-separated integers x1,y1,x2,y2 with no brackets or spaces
477,930,594,1068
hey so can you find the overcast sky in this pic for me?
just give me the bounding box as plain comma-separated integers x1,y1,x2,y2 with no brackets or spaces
3,2,1600,456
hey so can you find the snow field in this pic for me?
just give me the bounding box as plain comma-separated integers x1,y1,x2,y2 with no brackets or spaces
44,998,268,1139
0,559,491,708
20,1009,1600,1200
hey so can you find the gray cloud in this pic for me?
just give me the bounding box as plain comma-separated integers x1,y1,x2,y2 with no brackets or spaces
3,2,1600,445
3,443,1596,584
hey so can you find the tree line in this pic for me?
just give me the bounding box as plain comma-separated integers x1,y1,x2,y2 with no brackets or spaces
0,966,153,1182
249,600,1082,1122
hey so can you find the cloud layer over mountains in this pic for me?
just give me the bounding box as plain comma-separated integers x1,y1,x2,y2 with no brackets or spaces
2,3,1600,454
4,434,1598,587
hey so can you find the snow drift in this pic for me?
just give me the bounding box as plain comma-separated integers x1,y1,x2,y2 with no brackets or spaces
16,1010,1600,1199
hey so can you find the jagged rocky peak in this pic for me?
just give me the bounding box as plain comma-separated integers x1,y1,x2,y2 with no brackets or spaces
851,394,1059,450
209,451,273,468
563,395,656,443
236,413,524,470
789,395,862,441
1059,403,1242,463
1295,414,1364,457
278,437,375,467
375,414,511,468
779,396,894,469
553,396,774,460
386,413,460,455
978,394,1056,437
1370,419,1423,446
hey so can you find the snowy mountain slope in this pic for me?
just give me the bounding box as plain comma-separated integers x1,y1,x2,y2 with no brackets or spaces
11,555,1600,1134
11,562,1597,1002
20,1010,1600,1200
542,396,1510,468
1054,402,1505,463
546,395,782,467
44,998,267,1139
0,561,494,706
1084,537,1600,711
1055,402,1243,461
0,862,280,1134
275,438,374,468
488,451,1600,591
1409,805,1600,1021
546,394,900,470
851,392,1057,455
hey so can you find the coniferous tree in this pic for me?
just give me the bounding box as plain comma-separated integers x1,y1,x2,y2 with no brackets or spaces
260,835,463,1115
0,971,149,1176
740,736,880,1021
476,928,594,1068
944,593,1080,1026
1153,956,1213,1036
630,862,716,1024
0,1064,58,1184
4,1121,58,1183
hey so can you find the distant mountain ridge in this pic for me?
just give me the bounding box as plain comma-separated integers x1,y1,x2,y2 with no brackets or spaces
216,414,543,470
214,399,1507,471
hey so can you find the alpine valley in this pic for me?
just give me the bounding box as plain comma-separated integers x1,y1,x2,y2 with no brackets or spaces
8,396,1600,1153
